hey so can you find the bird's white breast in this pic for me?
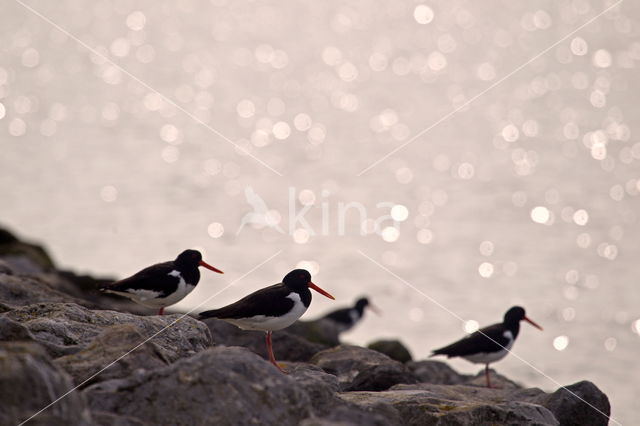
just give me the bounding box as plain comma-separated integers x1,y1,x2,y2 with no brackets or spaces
224,292,308,332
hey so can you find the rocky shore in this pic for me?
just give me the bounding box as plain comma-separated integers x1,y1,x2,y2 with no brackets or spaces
0,228,611,425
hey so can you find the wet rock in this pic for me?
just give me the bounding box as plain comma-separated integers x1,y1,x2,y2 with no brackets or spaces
203,317,327,362
407,359,471,385
4,303,212,359
311,345,416,391
54,324,171,386
84,346,312,426
532,381,610,426
0,342,93,426
367,339,412,363
341,384,559,426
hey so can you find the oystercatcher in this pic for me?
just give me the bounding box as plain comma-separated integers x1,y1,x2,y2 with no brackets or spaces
99,249,223,315
430,306,542,388
199,269,335,373
323,297,380,332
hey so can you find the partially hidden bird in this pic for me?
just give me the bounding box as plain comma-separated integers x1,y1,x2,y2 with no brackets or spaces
99,249,223,315
430,306,542,388
322,297,380,333
199,269,335,373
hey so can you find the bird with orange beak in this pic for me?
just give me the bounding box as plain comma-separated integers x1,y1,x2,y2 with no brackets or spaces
431,306,543,388
100,249,223,315
199,269,335,373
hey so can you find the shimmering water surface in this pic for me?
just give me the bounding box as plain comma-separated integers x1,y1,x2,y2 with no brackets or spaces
1,1,639,423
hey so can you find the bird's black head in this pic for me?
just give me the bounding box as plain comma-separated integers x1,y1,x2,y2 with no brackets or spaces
504,306,543,330
283,269,335,300
175,249,202,267
355,297,370,310
504,306,526,323
174,250,224,274
283,269,312,290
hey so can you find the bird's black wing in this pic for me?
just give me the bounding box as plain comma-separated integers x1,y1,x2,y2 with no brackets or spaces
99,261,178,297
431,323,508,357
323,307,353,325
199,284,294,319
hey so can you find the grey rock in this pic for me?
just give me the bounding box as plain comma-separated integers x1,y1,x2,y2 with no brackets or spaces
0,316,35,342
532,381,610,426
54,324,171,386
91,411,147,426
4,303,212,359
267,363,390,426
407,360,472,385
288,363,341,414
0,259,15,275
0,228,55,271
0,342,93,426
341,385,559,426
0,273,90,308
465,368,523,390
204,317,327,362
311,345,417,391
287,318,343,346
84,346,312,426
367,339,413,363
347,363,418,391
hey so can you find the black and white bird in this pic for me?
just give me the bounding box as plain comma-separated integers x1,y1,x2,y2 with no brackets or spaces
431,306,543,388
323,297,380,333
199,269,335,373
100,249,223,315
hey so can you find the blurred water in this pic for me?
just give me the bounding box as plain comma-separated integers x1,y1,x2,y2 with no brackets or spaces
1,0,639,423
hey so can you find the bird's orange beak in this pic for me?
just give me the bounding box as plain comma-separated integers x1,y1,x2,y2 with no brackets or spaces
308,281,335,300
199,260,224,274
368,303,382,315
524,316,543,330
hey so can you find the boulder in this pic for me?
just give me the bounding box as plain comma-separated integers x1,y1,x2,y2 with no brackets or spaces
407,360,471,385
465,368,523,390
341,384,559,426
367,340,412,363
203,317,327,362
54,324,171,386
0,273,89,308
287,363,341,415
311,345,417,391
347,363,418,392
4,303,212,359
84,346,313,426
0,342,93,426
0,316,35,342
532,381,610,426
0,228,55,271
91,412,146,426
286,318,342,346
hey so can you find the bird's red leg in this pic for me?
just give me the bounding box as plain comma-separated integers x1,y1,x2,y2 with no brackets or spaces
485,364,492,388
265,331,287,374
158,307,164,316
